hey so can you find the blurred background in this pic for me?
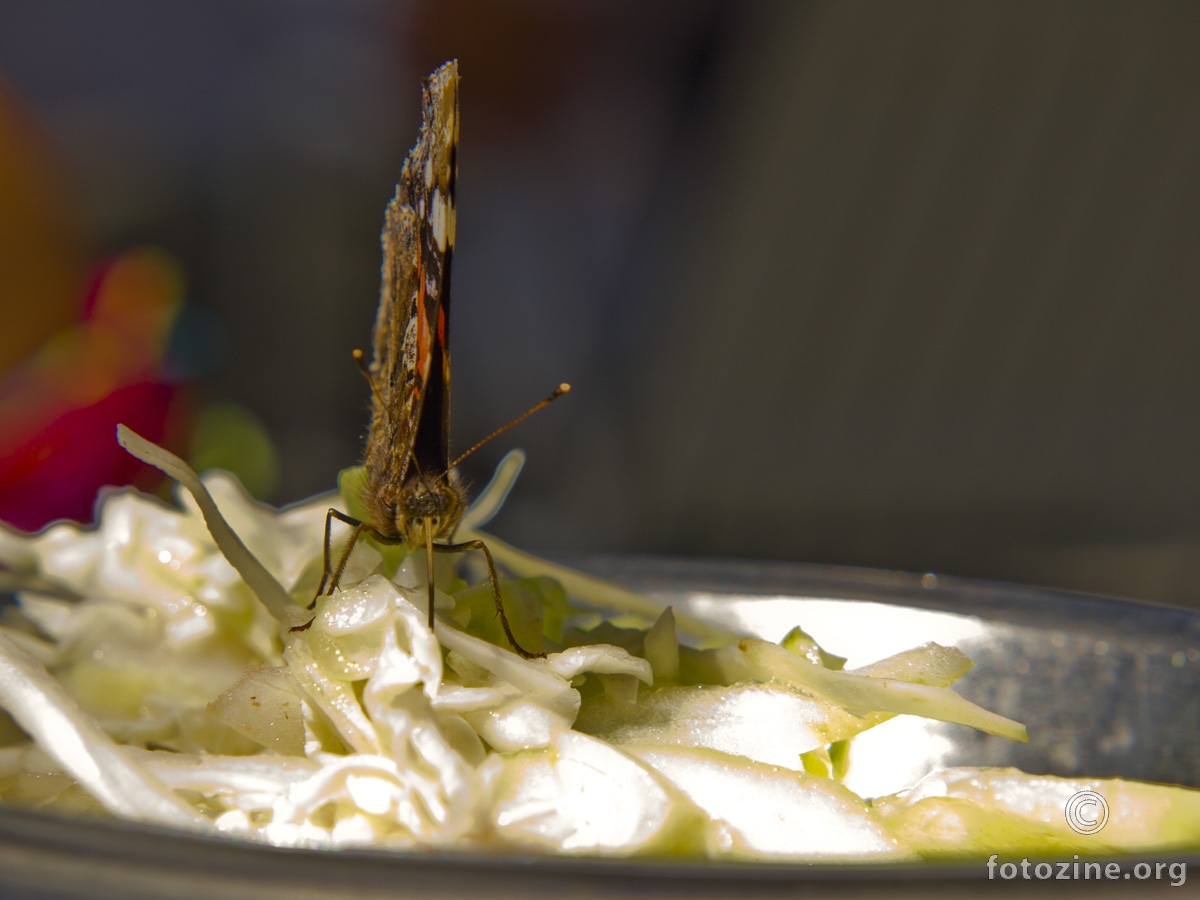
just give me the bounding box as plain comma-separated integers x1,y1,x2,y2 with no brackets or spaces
2,0,1200,608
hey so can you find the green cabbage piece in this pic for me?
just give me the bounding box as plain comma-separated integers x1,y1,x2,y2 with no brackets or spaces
873,767,1200,858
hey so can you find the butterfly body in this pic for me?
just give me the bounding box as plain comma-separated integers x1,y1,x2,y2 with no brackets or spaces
308,61,557,659
361,60,463,549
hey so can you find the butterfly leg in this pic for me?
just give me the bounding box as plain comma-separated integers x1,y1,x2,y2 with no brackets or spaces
293,510,402,633
433,537,544,659
310,508,368,609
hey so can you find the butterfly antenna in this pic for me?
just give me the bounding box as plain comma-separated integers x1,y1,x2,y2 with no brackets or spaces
447,383,570,471
352,349,389,411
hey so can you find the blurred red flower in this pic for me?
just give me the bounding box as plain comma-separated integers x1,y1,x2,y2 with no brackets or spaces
0,82,191,532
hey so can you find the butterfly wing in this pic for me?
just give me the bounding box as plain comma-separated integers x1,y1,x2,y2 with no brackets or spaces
364,60,459,536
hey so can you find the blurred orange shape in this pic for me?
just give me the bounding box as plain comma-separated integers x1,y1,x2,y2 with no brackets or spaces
0,79,86,376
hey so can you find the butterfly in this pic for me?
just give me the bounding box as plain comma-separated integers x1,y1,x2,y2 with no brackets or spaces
307,60,566,658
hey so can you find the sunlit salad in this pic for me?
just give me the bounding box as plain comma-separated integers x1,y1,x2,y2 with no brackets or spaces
0,428,1197,861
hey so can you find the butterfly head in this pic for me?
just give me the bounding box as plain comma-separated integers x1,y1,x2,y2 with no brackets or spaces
399,471,466,543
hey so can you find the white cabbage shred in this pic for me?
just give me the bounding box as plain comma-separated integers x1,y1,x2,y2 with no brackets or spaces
20,428,1192,861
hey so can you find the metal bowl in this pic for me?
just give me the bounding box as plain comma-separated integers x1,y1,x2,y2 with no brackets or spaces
2,556,1197,898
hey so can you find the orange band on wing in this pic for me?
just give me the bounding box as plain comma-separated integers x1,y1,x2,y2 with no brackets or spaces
414,256,429,398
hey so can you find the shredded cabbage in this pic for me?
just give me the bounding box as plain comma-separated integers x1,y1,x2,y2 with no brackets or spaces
0,433,1195,860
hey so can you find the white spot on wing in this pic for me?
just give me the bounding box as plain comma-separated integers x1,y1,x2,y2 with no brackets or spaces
424,159,433,188
431,189,447,252
402,317,418,368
